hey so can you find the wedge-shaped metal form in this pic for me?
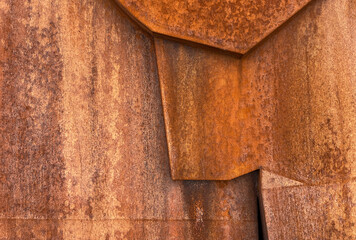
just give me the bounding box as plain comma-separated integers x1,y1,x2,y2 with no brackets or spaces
116,0,312,53
115,0,355,184
155,38,258,180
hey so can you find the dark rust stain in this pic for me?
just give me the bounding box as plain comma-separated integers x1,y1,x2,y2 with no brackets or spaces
180,172,259,239
182,181,213,240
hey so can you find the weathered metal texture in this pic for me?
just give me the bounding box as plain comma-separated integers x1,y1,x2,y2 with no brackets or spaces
259,170,356,239
245,0,356,185
250,0,356,238
155,38,250,180
154,0,356,237
160,0,356,184
1,0,355,238
0,0,260,239
155,37,272,180
116,0,312,54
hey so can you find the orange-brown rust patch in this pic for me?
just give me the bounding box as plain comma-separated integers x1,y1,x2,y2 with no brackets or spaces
245,0,356,185
155,35,274,180
260,170,356,239
155,37,261,180
0,0,259,238
116,0,312,53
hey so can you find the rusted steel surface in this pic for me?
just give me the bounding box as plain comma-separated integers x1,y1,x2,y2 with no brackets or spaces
155,38,259,180
0,0,260,239
245,0,356,185
252,0,356,238
116,0,312,54
1,0,355,238
0,173,259,239
155,37,273,180
154,0,356,237
161,0,355,184
259,170,356,239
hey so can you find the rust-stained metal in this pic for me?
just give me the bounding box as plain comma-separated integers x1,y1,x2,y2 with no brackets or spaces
255,0,356,237
155,37,259,180
0,0,259,238
248,0,356,185
259,169,356,239
116,0,312,53
154,36,274,180
1,0,355,238
155,0,355,184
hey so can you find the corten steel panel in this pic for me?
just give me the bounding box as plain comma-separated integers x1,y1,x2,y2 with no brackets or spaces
259,170,356,239
246,0,356,185
115,0,312,54
155,37,273,180
1,0,355,238
157,0,355,183
155,38,260,180
0,0,259,238
250,0,356,238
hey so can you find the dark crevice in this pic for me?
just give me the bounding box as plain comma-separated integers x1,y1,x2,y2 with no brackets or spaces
257,195,264,240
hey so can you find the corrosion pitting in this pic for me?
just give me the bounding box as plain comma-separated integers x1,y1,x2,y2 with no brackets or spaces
116,0,312,53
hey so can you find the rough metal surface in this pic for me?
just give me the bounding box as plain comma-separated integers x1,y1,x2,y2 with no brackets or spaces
252,0,356,238
1,0,355,238
116,0,312,53
162,0,356,184
155,38,255,180
260,170,356,239
155,37,272,180
154,0,356,237
245,0,356,185
0,0,259,239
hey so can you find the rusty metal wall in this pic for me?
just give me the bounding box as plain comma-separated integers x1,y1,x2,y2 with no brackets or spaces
249,0,356,186
1,0,355,239
0,0,259,239
244,0,356,238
